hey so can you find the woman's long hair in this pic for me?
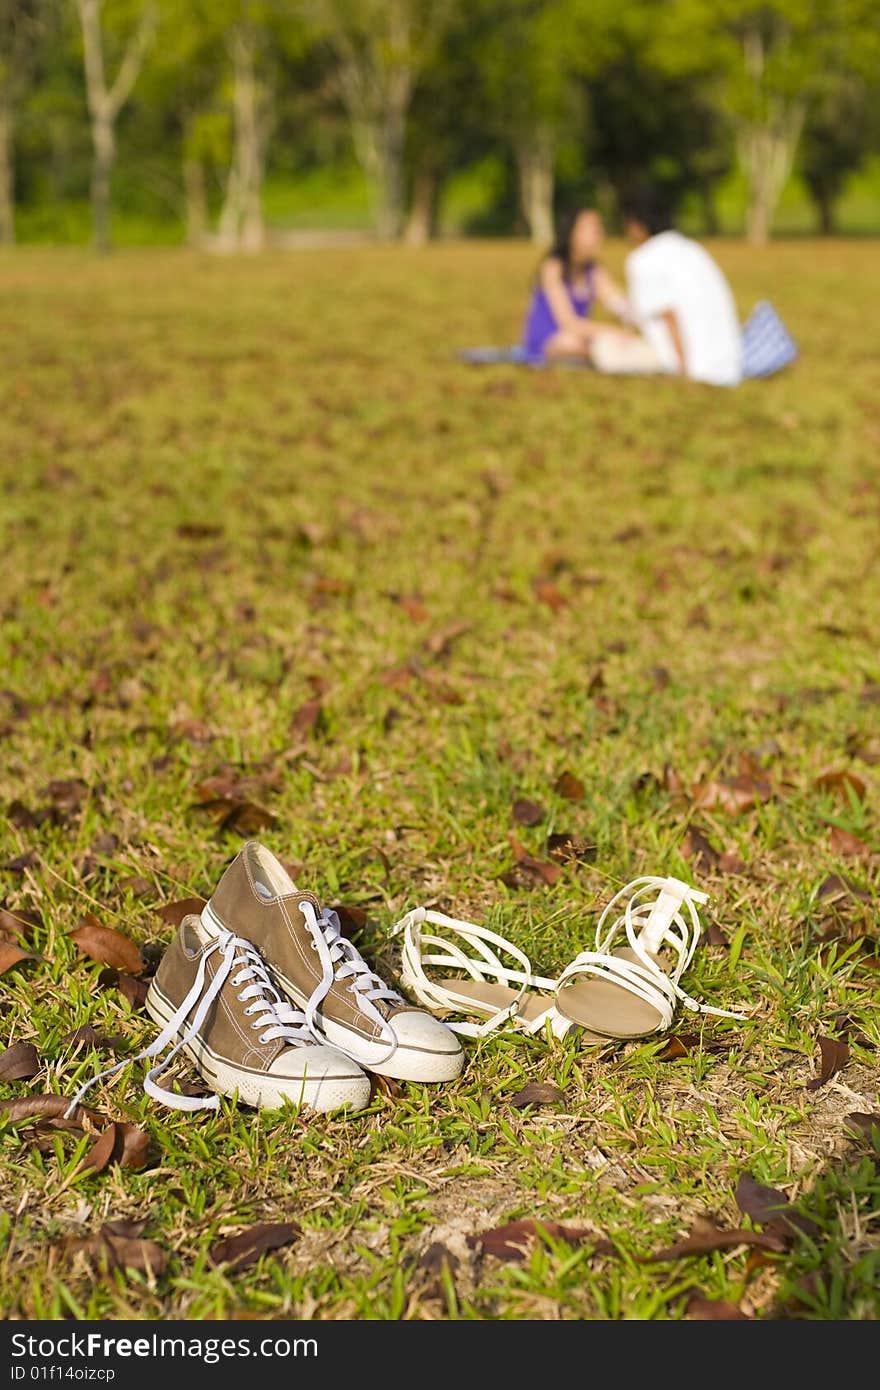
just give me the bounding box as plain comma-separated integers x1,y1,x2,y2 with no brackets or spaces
536,207,595,285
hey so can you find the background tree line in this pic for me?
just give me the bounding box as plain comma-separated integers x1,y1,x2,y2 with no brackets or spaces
1,0,878,252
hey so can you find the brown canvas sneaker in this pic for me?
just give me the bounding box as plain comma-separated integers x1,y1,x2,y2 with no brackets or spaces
200,842,465,1083
66,918,371,1115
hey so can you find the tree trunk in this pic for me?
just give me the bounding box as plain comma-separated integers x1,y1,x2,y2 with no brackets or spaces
375,104,406,240
516,129,555,246
816,190,835,236
739,111,804,246
404,164,438,245
90,113,115,255
216,29,266,251
0,99,14,245
183,153,207,247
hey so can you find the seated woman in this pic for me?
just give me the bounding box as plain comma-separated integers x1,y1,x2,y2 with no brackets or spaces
521,207,635,365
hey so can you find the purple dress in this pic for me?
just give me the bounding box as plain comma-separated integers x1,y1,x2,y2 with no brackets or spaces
522,264,596,364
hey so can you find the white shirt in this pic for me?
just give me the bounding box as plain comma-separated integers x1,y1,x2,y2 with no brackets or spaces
625,231,743,387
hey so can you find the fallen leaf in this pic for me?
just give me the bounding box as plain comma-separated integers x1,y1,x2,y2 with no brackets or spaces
554,771,584,801
817,873,871,904
330,904,368,934
508,1082,565,1108
0,1093,102,1128
3,851,38,873
704,922,729,948
423,622,470,657
829,826,870,857
115,1121,150,1170
176,522,222,539
170,717,214,743
76,1123,119,1175
690,775,772,815
69,1225,167,1277
190,798,278,836
655,1033,698,1061
650,665,671,690
718,851,747,874
512,798,545,826
71,916,143,975
501,838,563,889
98,968,149,1009
843,1112,880,1139
397,595,429,623
735,1173,820,1241
681,828,719,871
0,907,41,941
0,1041,41,1081
419,1242,458,1274
640,1213,787,1262
47,778,89,810
92,832,118,857
368,1072,403,1101
533,578,566,612
209,1222,301,1273
685,1294,751,1320
0,941,39,975
291,697,323,736
814,769,867,801
118,875,152,897
546,833,597,864
805,1035,849,1091
156,896,207,926
467,1219,608,1262
61,1026,124,1051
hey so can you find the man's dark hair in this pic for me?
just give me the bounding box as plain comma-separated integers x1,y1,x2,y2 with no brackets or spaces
619,186,674,237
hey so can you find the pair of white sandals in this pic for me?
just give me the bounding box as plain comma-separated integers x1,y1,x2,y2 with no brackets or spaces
392,875,746,1043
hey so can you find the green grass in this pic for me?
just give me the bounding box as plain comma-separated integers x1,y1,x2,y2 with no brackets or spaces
0,238,878,1322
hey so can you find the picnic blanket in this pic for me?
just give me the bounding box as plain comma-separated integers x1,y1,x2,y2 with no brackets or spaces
458,299,798,381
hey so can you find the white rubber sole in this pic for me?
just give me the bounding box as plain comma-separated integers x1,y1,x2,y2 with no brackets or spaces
199,903,465,1083
144,981,371,1113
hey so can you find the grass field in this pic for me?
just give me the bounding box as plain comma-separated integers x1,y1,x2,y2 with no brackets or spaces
0,238,878,1322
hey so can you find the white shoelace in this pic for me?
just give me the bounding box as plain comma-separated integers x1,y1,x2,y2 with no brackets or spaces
65,931,315,1115
556,876,748,1029
298,902,401,1063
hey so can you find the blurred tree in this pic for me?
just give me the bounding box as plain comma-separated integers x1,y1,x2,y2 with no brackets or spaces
306,0,454,239
0,0,46,242
800,74,871,233
74,0,156,252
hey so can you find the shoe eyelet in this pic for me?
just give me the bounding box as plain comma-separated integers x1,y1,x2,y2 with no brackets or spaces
251,1021,262,1030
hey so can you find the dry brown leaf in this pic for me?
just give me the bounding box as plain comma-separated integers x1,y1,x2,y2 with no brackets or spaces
735,1173,820,1241
397,595,429,623
467,1219,609,1262
3,851,38,873
0,941,39,975
0,906,41,941
77,1123,119,1175
156,896,207,927
533,578,566,612
640,1213,787,1262
546,832,597,864
681,828,719,870
508,1082,565,1108
814,769,867,801
829,826,871,857
423,622,470,657
0,1041,41,1081
554,770,584,801
291,697,323,736
98,968,149,1009
805,1035,849,1091
0,1093,103,1129
209,1222,301,1273
817,873,871,904
690,774,772,815
843,1112,880,1139
69,1225,167,1277
70,915,143,975
118,875,152,897
685,1294,751,1320
512,798,545,826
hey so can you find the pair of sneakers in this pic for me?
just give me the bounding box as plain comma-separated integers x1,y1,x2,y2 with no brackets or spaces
68,842,465,1117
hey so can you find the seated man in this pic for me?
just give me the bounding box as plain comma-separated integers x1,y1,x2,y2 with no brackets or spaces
590,189,743,387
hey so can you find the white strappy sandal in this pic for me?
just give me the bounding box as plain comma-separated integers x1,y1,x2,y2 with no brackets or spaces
392,876,747,1043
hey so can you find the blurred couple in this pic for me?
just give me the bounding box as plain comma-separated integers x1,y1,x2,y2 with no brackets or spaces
521,189,743,387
